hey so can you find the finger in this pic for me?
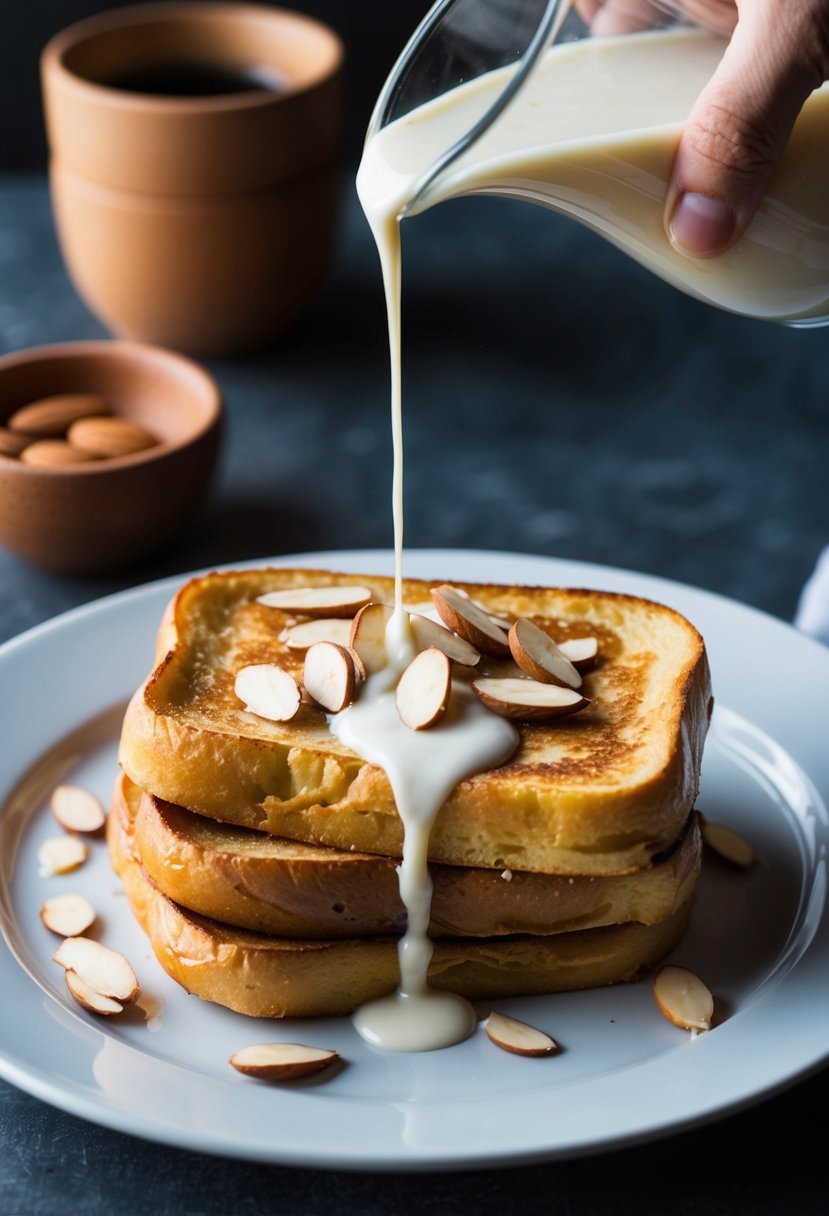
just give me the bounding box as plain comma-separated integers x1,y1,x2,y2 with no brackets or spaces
666,0,827,257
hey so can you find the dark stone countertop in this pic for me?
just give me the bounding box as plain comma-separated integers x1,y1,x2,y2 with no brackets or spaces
1,173,827,1214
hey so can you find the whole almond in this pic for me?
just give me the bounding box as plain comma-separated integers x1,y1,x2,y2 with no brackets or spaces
68,417,158,458
20,441,96,468
0,427,33,458
9,394,111,437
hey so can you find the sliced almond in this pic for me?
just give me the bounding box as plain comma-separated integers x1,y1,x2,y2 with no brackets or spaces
454,587,512,629
53,937,139,1004
40,893,96,937
235,664,301,722
303,642,356,713
37,835,89,877
509,619,582,689
20,440,95,468
8,393,111,437
653,965,713,1032
0,427,33,458
409,613,481,666
68,416,158,458
488,612,513,631
557,636,599,671
701,820,755,869
485,1011,558,1057
472,677,589,720
65,971,123,1016
51,784,106,834
405,600,441,619
349,602,392,675
396,647,452,730
229,1043,338,1081
257,586,372,619
348,647,367,682
431,585,510,657
281,618,352,651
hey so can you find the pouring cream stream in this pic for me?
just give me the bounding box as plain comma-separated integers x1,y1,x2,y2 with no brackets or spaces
340,23,829,1052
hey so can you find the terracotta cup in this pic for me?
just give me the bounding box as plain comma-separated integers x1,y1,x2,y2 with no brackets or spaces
41,3,344,358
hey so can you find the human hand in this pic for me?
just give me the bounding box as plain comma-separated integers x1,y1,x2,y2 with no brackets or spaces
577,1,829,258
667,0,829,257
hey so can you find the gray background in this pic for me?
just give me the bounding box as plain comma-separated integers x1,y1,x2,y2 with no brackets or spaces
1,1,828,1213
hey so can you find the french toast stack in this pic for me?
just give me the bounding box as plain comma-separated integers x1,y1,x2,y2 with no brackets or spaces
111,568,712,1019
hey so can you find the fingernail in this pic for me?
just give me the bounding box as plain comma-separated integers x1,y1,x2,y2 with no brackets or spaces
669,193,736,257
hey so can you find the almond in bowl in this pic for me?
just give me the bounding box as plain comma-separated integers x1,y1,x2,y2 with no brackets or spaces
0,340,222,574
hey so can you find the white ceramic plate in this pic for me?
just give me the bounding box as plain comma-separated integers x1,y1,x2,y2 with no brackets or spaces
0,549,827,1171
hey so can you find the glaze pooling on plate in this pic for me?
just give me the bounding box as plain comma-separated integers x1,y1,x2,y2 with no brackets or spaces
0,550,827,1168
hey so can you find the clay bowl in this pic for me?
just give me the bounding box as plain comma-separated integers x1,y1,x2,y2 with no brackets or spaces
0,341,222,574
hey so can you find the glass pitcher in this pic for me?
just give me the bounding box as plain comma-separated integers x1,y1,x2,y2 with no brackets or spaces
359,0,829,327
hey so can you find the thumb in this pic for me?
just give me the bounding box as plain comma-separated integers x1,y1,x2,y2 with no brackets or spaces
666,1,827,258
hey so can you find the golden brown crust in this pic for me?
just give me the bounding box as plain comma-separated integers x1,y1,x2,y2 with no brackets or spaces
116,774,701,938
107,793,693,1019
119,568,712,875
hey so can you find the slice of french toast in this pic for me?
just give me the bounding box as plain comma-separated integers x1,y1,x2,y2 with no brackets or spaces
115,774,701,938
119,568,711,875
107,790,693,1019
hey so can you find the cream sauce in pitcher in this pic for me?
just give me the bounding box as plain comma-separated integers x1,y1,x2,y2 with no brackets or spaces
359,28,829,326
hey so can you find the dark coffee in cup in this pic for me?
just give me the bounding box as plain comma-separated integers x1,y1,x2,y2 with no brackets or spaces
105,60,285,96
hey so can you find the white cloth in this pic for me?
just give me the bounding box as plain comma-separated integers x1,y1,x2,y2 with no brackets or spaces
795,546,829,646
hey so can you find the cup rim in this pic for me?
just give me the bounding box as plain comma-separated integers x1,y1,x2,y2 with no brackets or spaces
41,1,344,115
0,339,223,476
